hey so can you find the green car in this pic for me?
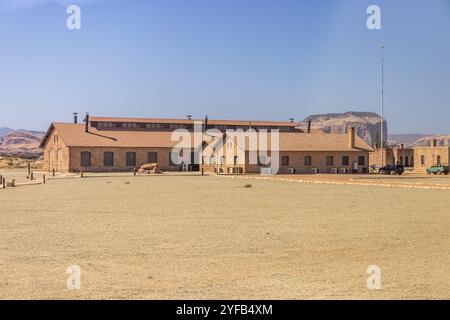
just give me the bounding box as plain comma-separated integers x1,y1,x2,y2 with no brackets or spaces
427,165,450,175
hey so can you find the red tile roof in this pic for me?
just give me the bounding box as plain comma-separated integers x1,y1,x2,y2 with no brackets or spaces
40,122,372,152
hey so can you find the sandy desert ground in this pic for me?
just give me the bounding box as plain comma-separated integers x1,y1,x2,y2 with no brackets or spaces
0,172,450,299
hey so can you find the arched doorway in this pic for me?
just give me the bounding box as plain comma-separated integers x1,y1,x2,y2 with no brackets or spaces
57,149,64,172
49,149,55,172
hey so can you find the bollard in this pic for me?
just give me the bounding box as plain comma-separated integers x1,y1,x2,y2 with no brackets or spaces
52,169,55,177
134,168,137,176
81,169,84,178
2,177,5,189
28,163,31,178
30,171,34,181
43,174,46,184
0,175,2,184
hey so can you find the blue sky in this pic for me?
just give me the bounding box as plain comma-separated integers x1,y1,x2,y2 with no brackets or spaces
0,0,449,134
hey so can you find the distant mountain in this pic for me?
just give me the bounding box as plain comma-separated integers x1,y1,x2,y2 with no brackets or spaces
388,134,431,146
0,130,44,158
301,111,387,147
0,127,14,137
414,135,450,146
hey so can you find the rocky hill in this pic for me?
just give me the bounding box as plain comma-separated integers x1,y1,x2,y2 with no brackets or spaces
0,130,44,158
0,127,14,137
388,134,430,146
414,135,450,146
301,111,387,147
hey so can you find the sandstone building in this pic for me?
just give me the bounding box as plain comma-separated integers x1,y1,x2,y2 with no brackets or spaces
413,139,450,173
40,115,372,174
369,145,414,168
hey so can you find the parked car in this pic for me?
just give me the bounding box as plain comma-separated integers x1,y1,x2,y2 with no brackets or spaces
379,164,404,175
427,165,449,175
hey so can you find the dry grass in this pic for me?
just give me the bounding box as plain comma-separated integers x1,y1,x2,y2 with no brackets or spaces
0,173,449,299
0,156,42,170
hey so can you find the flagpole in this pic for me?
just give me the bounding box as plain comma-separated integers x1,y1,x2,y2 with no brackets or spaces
380,44,384,167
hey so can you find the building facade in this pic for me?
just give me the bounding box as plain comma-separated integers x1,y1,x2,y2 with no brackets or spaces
369,145,414,168
413,143,450,173
40,115,372,174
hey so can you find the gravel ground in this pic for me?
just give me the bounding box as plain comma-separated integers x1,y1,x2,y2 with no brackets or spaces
0,173,449,299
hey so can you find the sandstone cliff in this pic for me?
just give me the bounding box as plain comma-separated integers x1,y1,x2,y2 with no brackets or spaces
301,112,387,147
414,135,450,146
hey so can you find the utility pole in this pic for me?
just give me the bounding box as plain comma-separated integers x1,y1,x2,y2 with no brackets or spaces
380,44,385,167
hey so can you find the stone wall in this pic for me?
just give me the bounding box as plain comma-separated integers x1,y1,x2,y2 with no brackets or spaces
245,150,370,174
413,146,450,173
369,147,414,168
68,147,183,172
42,129,70,172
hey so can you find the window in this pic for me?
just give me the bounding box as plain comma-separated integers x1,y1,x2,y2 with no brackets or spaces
326,156,334,166
342,156,349,166
148,152,157,163
123,122,137,128
437,155,441,165
126,152,136,167
421,155,425,165
281,156,289,166
358,156,365,166
304,156,312,166
104,152,114,167
81,151,91,167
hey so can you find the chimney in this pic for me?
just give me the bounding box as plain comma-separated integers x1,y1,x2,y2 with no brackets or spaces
348,127,356,149
203,115,208,132
73,112,78,124
85,113,90,133
307,121,311,133
432,139,437,147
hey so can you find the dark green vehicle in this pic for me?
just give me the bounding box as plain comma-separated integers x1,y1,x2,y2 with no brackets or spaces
427,165,450,175
379,164,404,175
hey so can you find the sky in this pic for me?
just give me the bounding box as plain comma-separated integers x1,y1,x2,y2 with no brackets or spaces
0,0,449,134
